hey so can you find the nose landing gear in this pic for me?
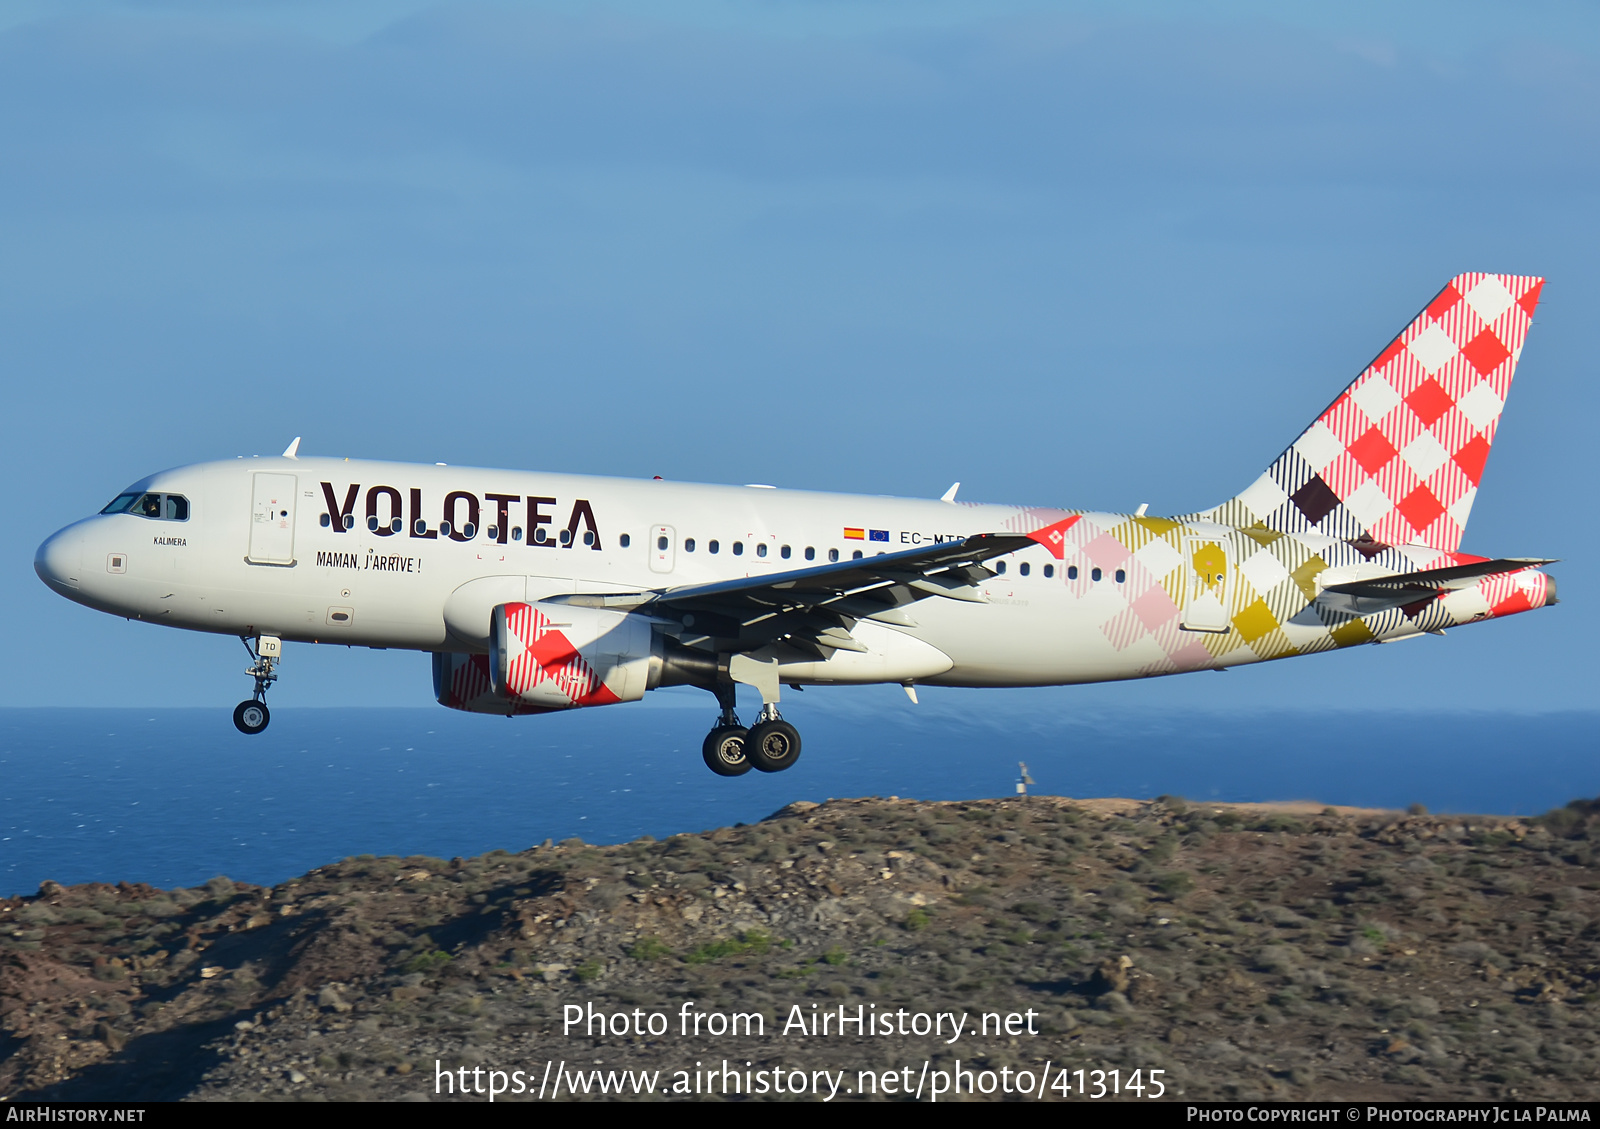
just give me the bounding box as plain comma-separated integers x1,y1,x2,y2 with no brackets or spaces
233,635,280,735
233,699,270,735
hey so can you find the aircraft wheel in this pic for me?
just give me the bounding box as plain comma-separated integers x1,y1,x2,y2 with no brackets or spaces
233,700,270,735
702,726,751,776
745,719,801,773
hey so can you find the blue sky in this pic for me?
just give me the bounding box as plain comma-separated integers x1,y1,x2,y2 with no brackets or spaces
4,0,1596,713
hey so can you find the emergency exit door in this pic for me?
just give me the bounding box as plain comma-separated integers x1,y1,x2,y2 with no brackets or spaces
649,525,676,574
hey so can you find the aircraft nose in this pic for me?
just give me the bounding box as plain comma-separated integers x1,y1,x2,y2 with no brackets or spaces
35,527,83,594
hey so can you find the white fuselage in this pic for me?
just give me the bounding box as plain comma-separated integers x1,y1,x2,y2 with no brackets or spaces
37,456,1139,687
36,454,1553,701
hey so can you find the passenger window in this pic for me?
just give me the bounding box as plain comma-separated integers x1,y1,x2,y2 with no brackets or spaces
583,530,595,546
513,526,524,541
1115,568,1126,584
1067,565,1078,580
1091,567,1102,582
996,560,1007,575
487,525,499,540
852,550,863,560
829,548,839,563
805,547,815,561
618,532,629,548
368,516,379,531
560,529,572,545
439,521,453,538
709,540,720,554
1044,564,1054,578
685,538,696,552
657,535,669,551
756,543,767,558
780,545,791,559
321,514,332,528
733,542,744,556
1019,562,1030,577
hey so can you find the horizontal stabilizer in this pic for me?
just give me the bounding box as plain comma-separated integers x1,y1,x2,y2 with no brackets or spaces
1317,558,1553,615
1321,557,1554,599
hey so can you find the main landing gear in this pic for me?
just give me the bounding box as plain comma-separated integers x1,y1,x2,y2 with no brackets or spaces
699,683,802,777
233,635,280,735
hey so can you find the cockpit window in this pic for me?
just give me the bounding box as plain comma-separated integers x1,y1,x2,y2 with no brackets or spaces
101,492,189,521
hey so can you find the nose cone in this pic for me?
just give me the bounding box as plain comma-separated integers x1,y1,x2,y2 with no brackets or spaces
35,526,84,595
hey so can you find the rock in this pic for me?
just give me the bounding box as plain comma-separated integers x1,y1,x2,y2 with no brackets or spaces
1093,954,1134,994
93,1022,124,1051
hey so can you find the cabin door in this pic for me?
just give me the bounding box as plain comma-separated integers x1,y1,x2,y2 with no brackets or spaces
1180,535,1233,633
247,473,298,565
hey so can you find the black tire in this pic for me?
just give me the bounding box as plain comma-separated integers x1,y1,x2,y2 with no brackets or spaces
745,719,801,773
702,726,751,776
233,700,270,735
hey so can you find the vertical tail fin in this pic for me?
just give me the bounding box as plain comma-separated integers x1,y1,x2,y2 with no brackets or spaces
1203,273,1544,551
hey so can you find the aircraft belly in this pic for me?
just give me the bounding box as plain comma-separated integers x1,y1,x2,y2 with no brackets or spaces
908,590,1152,687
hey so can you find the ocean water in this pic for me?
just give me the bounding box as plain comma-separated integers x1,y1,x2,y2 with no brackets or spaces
1,697,1595,898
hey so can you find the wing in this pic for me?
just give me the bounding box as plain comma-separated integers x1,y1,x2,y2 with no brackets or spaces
544,517,1079,658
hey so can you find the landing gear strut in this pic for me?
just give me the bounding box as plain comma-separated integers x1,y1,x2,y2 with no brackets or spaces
234,635,280,735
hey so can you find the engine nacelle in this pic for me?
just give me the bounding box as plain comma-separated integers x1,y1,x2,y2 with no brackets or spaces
433,651,548,715
491,600,656,709
433,601,658,714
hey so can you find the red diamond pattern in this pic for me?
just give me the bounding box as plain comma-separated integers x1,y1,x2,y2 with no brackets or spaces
1452,434,1492,485
1404,378,1454,428
1460,328,1510,376
1426,284,1462,320
1348,426,1398,475
1517,280,1544,318
1396,485,1445,536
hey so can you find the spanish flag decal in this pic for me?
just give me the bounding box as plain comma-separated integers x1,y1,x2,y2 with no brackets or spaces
843,527,865,540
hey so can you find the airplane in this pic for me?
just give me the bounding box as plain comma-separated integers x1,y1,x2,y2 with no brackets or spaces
34,272,1556,778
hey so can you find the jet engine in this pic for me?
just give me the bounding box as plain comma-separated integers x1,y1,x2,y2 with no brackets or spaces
433,601,666,715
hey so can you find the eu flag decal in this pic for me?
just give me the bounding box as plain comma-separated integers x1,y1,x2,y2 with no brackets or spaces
869,529,890,542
